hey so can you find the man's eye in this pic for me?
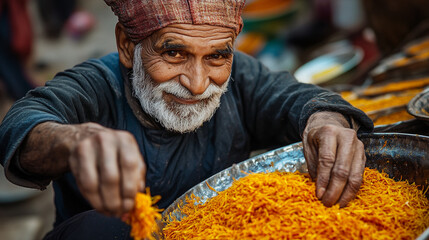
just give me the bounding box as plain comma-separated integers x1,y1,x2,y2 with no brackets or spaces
210,54,223,60
165,50,182,58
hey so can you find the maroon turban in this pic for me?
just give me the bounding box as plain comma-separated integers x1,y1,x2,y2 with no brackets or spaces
104,0,246,43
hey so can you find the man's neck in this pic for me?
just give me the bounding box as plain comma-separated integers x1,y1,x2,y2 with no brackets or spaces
120,63,163,130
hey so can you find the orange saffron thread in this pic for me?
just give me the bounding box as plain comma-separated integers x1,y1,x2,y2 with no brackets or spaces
206,182,218,193
381,140,388,149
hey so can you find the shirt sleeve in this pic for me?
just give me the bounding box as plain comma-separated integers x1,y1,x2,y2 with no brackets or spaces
0,57,121,189
230,51,374,150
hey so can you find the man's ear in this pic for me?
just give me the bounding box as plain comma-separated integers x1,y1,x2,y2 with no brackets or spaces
115,23,135,69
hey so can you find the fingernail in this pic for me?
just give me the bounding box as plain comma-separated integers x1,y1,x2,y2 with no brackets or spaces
317,187,326,199
339,201,347,208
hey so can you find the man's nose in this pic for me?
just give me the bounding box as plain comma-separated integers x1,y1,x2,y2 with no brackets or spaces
180,61,210,95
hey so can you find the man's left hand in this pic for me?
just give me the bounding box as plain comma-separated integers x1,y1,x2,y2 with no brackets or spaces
302,111,366,207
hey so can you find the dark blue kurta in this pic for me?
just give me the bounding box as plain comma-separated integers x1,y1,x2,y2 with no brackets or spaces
0,51,373,226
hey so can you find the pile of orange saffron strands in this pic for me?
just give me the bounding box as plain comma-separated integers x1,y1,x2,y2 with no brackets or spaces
163,168,429,240
125,189,162,240
361,77,429,96
340,89,421,125
373,109,413,126
341,89,421,113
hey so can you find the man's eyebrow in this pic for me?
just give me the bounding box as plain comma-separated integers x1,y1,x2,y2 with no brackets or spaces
160,40,186,50
215,45,233,55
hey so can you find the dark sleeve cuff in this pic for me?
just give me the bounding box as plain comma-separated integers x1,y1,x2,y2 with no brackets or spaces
298,92,374,136
0,116,63,190
5,148,51,190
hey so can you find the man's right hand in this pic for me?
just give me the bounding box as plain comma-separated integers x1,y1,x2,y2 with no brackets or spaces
20,122,146,217
68,123,146,217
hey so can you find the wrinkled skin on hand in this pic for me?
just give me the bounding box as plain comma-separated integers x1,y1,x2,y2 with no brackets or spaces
20,121,146,217
302,111,366,208
68,123,146,217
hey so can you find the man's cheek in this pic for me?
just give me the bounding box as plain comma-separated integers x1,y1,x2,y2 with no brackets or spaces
143,62,178,84
211,68,232,86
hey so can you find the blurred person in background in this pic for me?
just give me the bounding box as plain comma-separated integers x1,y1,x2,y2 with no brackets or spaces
0,0,373,239
0,0,95,102
0,0,35,100
36,0,77,39
35,0,95,40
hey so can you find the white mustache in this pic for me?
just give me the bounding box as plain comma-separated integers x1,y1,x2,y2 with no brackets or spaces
157,80,227,101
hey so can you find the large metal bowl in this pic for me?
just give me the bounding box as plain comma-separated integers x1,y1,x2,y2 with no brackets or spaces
155,133,429,239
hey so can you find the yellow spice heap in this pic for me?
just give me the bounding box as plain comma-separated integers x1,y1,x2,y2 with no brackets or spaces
373,109,413,126
163,169,429,240
341,88,421,113
126,189,162,240
361,77,429,96
340,89,421,125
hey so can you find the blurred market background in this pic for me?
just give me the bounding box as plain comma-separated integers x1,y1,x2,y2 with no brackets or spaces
1,0,429,239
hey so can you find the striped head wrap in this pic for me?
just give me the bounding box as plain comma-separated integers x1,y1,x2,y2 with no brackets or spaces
104,0,246,42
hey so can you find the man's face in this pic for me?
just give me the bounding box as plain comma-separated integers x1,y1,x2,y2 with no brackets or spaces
131,24,235,133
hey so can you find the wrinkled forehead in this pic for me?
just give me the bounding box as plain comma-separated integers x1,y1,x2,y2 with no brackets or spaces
149,24,236,53
153,24,236,42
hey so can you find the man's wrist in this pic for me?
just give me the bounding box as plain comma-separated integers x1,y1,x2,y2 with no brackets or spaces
309,111,352,127
303,111,357,139
19,122,74,178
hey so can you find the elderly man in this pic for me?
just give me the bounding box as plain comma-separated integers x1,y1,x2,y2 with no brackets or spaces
0,0,373,239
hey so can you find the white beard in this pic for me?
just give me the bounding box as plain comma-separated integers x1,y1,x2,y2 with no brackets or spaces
131,43,230,133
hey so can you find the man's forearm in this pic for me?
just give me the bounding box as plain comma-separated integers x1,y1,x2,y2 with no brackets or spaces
19,122,80,178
